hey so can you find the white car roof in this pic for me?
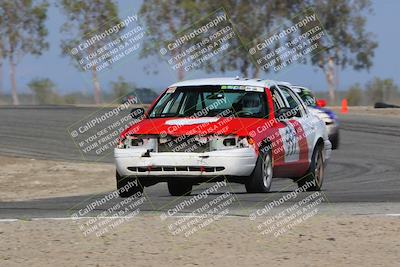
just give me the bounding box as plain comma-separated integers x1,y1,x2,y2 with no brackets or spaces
169,77,292,88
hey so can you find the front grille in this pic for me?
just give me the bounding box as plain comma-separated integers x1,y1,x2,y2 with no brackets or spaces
158,136,210,153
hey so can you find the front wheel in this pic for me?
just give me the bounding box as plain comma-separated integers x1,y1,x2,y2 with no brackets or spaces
167,180,193,196
297,144,325,191
245,149,273,193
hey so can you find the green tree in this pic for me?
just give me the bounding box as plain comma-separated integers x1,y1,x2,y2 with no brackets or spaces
0,9,4,97
110,76,135,99
198,0,305,78
63,94,77,105
0,41,3,97
28,78,61,104
366,78,399,104
139,0,377,103
139,0,287,79
346,83,363,106
59,0,122,105
63,92,90,105
139,0,213,80
305,0,377,103
0,0,49,105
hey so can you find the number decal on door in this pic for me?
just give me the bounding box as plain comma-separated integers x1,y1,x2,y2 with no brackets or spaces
279,122,299,162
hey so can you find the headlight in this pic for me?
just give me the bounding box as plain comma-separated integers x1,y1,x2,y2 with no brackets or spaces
238,136,254,148
210,135,254,151
117,135,148,149
223,137,236,146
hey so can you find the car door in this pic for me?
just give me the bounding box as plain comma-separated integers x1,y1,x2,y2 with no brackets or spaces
276,85,310,165
287,86,319,159
269,86,289,167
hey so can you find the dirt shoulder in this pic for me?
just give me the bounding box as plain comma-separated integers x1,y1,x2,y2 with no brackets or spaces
0,215,399,267
0,156,115,202
1,157,399,266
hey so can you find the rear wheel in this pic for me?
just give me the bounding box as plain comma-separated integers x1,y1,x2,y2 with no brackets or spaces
116,171,143,198
297,144,324,191
245,148,273,193
167,180,193,196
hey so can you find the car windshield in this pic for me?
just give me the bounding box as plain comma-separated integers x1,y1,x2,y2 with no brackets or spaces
298,90,316,107
149,85,268,118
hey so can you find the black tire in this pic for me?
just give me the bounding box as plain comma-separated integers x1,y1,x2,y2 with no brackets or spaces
167,180,193,196
116,171,143,198
330,131,339,150
245,148,273,193
297,144,325,191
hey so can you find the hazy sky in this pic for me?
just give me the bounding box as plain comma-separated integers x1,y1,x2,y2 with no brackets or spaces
2,0,399,97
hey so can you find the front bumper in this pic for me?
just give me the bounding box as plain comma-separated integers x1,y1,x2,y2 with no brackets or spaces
114,147,258,178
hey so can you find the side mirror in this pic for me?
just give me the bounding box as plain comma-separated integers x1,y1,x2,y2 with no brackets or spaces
275,107,298,120
130,107,145,119
316,99,327,107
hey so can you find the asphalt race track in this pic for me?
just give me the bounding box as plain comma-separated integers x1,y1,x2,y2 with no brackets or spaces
1,106,399,219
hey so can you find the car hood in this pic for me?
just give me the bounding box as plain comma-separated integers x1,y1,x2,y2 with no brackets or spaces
120,117,268,138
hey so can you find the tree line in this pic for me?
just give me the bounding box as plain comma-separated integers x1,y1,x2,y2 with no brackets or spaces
345,78,400,106
26,76,158,105
0,0,392,106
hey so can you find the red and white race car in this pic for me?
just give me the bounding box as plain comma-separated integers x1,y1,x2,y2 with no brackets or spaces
115,77,331,197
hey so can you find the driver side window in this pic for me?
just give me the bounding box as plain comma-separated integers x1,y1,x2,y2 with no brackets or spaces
279,86,305,118
271,86,285,113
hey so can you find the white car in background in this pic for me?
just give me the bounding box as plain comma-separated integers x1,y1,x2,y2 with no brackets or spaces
293,86,340,149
